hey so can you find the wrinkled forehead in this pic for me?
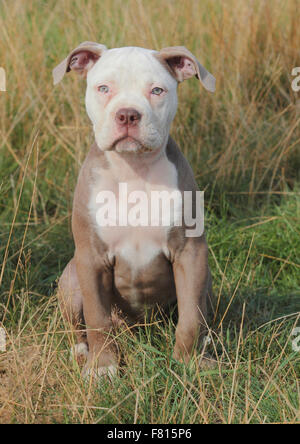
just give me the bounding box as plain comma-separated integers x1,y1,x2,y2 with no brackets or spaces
87,46,177,89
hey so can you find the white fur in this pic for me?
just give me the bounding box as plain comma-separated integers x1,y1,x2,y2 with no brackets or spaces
83,364,118,380
88,152,182,272
70,342,89,360
119,241,161,276
74,342,88,357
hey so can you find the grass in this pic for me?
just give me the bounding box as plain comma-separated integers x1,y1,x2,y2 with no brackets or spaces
0,0,299,424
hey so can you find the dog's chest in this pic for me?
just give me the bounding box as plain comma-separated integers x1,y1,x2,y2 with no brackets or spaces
88,155,181,269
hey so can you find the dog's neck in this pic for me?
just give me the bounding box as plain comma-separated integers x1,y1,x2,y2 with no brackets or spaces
102,138,169,181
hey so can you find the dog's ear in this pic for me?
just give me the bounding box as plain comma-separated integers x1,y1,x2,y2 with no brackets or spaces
157,46,215,93
53,41,107,85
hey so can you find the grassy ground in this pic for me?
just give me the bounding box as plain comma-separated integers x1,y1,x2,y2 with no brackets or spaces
0,0,299,424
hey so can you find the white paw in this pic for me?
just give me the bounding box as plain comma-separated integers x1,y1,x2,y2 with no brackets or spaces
70,342,89,360
83,364,118,381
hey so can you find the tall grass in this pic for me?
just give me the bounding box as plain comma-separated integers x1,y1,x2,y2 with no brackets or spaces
0,0,299,423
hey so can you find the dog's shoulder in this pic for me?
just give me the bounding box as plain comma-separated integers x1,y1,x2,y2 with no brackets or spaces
165,136,198,192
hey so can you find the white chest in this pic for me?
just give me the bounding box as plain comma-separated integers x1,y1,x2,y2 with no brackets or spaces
88,154,182,269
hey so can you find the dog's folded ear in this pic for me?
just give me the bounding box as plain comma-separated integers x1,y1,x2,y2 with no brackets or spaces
157,46,215,93
53,41,107,85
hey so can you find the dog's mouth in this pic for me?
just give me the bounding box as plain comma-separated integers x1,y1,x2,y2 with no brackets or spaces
112,136,153,154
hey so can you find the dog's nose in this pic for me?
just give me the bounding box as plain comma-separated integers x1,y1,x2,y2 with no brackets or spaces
115,108,142,126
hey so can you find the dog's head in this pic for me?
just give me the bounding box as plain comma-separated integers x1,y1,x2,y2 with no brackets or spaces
53,42,215,154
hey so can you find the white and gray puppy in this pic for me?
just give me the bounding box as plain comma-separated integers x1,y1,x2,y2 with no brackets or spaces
54,43,215,378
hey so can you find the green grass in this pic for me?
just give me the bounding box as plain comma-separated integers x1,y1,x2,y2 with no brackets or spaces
0,0,299,424
1,190,299,423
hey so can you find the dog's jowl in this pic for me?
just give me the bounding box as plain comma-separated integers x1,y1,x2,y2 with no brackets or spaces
54,42,216,378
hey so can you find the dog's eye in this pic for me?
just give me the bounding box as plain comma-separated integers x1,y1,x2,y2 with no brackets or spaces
151,87,164,95
98,85,109,93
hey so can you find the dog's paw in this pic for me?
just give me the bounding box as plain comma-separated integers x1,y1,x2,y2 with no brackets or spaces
70,342,89,358
74,342,89,357
70,342,89,364
83,364,118,381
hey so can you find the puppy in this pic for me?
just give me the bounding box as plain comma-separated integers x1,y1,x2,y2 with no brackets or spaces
54,43,215,377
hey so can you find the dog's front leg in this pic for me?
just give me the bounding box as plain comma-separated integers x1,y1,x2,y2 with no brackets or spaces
172,237,209,365
75,250,117,378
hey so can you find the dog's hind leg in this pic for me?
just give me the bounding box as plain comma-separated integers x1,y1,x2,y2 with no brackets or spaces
57,258,88,359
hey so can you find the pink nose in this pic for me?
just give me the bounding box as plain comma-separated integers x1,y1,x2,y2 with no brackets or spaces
115,108,142,126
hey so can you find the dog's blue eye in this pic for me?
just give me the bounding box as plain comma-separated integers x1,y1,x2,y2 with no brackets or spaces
98,85,109,93
151,87,164,95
